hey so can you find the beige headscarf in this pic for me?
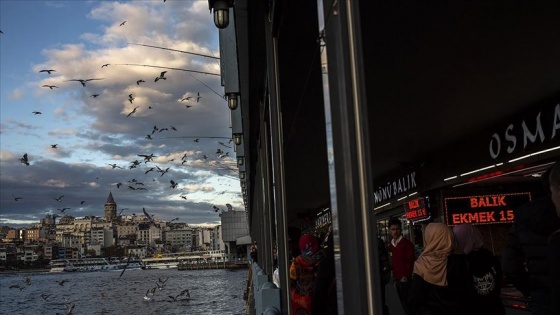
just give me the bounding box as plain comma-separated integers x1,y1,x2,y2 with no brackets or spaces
413,222,455,286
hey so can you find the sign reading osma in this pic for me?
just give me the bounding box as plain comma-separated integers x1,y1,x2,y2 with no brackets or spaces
489,103,560,159
444,192,531,226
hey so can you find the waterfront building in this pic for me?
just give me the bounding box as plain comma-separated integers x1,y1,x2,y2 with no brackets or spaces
165,226,193,251
219,210,249,258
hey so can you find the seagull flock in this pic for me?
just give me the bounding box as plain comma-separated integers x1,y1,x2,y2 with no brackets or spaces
11,9,241,215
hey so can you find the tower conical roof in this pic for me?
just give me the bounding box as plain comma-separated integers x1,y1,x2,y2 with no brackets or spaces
105,191,116,204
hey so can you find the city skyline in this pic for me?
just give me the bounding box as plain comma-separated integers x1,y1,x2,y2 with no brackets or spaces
0,1,242,228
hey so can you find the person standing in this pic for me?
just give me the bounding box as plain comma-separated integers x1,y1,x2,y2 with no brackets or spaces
547,161,560,315
409,222,469,315
501,169,560,315
453,224,505,315
388,218,415,315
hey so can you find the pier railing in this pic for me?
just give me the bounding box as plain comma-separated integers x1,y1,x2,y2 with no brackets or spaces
249,262,281,315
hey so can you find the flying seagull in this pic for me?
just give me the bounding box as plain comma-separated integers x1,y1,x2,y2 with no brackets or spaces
12,194,22,201
196,92,201,102
39,69,56,74
128,94,135,103
168,289,190,301
20,153,30,166
90,94,100,98
101,64,110,68
136,79,145,85
108,163,123,169
119,252,133,278
56,279,68,286
57,207,70,213
80,200,87,205
53,195,64,202
127,106,139,117
32,111,42,115
154,71,167,82
142,207,157,227
42,85,59,89
119,21,127,26
51,144,58,149
67,78,105,87
169,180,178,189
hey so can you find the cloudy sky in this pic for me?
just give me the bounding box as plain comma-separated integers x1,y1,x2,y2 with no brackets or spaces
0,0,241,228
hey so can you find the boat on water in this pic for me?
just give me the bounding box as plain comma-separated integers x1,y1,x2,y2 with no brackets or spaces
141,250,228,270
50,257,142,272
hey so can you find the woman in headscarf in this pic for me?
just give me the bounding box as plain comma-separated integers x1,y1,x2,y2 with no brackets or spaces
453,224,505,315
409,222,470,315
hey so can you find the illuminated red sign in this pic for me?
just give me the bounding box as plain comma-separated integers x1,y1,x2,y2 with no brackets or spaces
404,197,430,222
444,192,531,226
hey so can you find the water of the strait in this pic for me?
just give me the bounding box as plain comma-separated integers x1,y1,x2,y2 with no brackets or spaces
0,268,248,315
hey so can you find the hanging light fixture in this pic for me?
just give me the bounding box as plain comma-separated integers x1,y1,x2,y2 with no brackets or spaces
209,0,234,29
227,93,239,110
233,134,242,146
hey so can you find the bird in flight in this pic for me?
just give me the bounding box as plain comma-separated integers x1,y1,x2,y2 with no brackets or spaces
180,195,187,200
56,280,68,286
90,94,100,98
144,287,157,301
154,71,167,82
128,94,135,103
42,85,59,89
32,111,42,115
143,208,158,227
116,183,123,189
20,153,30,166
41,293,52,301
145,134,153,140
169,289,190,301
136,79,145,85
39,69,56,74
67,78,104,87
196,92,201,102
127,106,139,117
51,144,58,149
185,105,192,109
12,194,22,201
57,207,70,213
138,153,156,162
53,195,65,202
101,64,110,68
119,20,127,26
80,200,87,205
171,218,179,222
170,180,178,189
194,139,199,143
181,96,192,102
108,163,123,169
119,252,133,278
171,126,177,131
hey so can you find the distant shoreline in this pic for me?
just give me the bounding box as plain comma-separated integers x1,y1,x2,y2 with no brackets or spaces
0,268,50,275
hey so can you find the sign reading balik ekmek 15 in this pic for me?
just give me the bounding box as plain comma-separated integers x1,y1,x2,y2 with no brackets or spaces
444,192,531,226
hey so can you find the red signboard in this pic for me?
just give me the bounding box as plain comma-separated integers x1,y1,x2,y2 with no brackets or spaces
404,197,430,222
444,192,531,226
